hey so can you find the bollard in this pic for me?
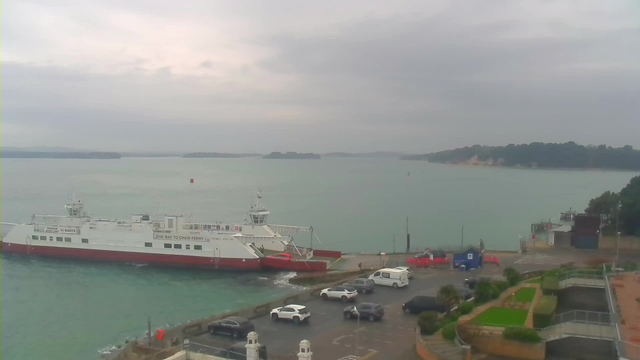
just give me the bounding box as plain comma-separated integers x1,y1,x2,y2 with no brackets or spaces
245,332,260,360
298,339,312,360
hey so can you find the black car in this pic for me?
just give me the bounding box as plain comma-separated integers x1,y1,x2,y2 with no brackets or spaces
402,296,445,314
343,278,376,294
343,302,385,321
208,316,255,339
464,277,491,290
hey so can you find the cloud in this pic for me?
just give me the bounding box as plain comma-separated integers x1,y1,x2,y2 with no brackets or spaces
1,0,639,152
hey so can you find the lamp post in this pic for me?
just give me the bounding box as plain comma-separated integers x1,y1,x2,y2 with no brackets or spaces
354,307,360,359
616,201,621,264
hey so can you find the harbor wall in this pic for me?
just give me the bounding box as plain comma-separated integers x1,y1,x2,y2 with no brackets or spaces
312,249,342,258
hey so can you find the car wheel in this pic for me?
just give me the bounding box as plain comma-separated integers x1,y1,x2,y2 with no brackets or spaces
322,293,328,300
293,317,300,325
404,307,412,314
232,330,239,339
368,315,376,322
341,296,348,303
392,282,398,288
271,313,278,321
344,312,351,319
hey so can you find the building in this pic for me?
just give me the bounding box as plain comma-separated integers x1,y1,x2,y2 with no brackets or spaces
453,246,483,270
571,214,601,249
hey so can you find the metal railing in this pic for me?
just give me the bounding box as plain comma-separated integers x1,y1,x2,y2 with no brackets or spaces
553,310,612,325
540,321,617,341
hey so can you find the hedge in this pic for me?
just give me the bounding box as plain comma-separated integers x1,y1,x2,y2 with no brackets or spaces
442,322,457,341
503,327,542,343
458,301,475,315
541,276,560,295
493,280,510,293
532,295,557,328
418,311,440,335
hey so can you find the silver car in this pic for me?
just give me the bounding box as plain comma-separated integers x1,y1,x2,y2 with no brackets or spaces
395,266,414,279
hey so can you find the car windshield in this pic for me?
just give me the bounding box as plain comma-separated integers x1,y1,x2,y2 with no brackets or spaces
366,280,374,286
374,305,383,311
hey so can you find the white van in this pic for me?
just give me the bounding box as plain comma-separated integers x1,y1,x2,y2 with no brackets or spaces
368,268,409,288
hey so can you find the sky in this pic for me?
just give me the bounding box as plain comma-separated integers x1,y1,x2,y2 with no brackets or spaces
2,0,639,153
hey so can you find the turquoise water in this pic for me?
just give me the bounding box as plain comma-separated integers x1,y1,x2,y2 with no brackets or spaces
0,158,636,359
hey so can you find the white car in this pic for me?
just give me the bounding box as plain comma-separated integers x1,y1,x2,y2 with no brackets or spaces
320,286,358,302
270,304,311,324
395,266,414,279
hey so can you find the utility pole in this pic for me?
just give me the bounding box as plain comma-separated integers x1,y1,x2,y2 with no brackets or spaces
393,234,396,254
616,201,621,264
461,225,464,249
147,316,152,344
406,216,410,253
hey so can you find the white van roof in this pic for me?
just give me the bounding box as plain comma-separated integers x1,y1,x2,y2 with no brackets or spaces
377,268,406,273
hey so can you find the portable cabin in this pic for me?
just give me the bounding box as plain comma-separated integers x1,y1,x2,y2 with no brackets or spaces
453,246,483,270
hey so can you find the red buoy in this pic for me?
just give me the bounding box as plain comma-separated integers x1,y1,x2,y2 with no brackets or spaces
190,178,194,184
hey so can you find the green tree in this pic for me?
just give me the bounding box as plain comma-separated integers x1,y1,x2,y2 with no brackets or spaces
503,267,521,286
437,284,460,314
619,176,640,236
585,191,620,225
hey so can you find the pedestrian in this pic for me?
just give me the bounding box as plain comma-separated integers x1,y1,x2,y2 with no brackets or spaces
358,262,362,270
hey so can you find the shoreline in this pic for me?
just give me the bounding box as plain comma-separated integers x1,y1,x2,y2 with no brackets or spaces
401,160,640,173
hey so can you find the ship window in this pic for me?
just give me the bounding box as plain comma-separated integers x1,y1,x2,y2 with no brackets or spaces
81,238,89,244
167,218,174,229
174,244,182,249
145,242,152,248
40,236,46,240
32,235,38,240
185,244,191,250
164,243,172,249
194,245,202,250
64,237,71,242
49,236,53,241
56,237,63,242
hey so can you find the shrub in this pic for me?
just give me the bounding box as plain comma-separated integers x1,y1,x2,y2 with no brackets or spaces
532,295,557,328
503,327,542,343
458,301,475,315
475,280,501,303
541,276,560,295
503,267,521,286
437,284,461,313
493,280,510,293
441,322,457,341
418,311,440,335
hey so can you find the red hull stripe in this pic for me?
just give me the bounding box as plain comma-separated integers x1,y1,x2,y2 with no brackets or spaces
0,242,261,270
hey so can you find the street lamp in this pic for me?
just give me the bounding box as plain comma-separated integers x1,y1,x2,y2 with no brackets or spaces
353,307,360,359
616,201,622,264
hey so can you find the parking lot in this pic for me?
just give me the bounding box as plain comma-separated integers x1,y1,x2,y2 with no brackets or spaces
188,253,574,360
190,270,470,359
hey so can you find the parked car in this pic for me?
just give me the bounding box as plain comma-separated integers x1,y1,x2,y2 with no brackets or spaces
208,316,255,338
402,296,445,314
414,250,447,259
267,253,292,260
270,304,311,324
394,266,414,279
368,268,409,288
343,302,385,321
343,278,376,294
320,286,358,302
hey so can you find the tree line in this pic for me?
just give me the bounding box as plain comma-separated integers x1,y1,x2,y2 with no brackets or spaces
402,142,640,171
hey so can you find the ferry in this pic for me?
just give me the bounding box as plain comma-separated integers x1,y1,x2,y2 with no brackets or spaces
0,193,336,271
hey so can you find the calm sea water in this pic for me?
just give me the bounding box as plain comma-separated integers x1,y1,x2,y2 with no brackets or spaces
0,158,636,360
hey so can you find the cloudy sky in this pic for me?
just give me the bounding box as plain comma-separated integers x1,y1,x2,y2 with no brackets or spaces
2,0,639,153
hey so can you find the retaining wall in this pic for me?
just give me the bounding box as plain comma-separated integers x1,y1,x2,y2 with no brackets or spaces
466,334,545,360
599,235,640,251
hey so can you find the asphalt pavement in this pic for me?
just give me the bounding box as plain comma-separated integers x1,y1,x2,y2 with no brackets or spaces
187,251,586,360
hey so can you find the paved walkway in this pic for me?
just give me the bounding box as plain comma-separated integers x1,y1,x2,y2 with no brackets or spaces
611,272,640,353
525,284,542,328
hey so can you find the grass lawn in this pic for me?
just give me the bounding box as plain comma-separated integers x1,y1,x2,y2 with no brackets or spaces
513,287,537,302
525,278,542,284
473,307,529,327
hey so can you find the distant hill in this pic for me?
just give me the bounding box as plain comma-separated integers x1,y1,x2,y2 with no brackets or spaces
183,152,262,158
324,151,406,158
1,146,89,153
1,151,121,159
121,152,183,157
401,142,640,171
263,152,321,160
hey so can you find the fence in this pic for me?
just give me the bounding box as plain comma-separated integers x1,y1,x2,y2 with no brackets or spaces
553,310,611,325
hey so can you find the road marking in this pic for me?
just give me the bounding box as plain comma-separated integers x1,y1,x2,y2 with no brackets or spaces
344,344,352,347
359,350,379,360
514,256,528,264
333,335,347,344
354,326,366,333
384,340,393,344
